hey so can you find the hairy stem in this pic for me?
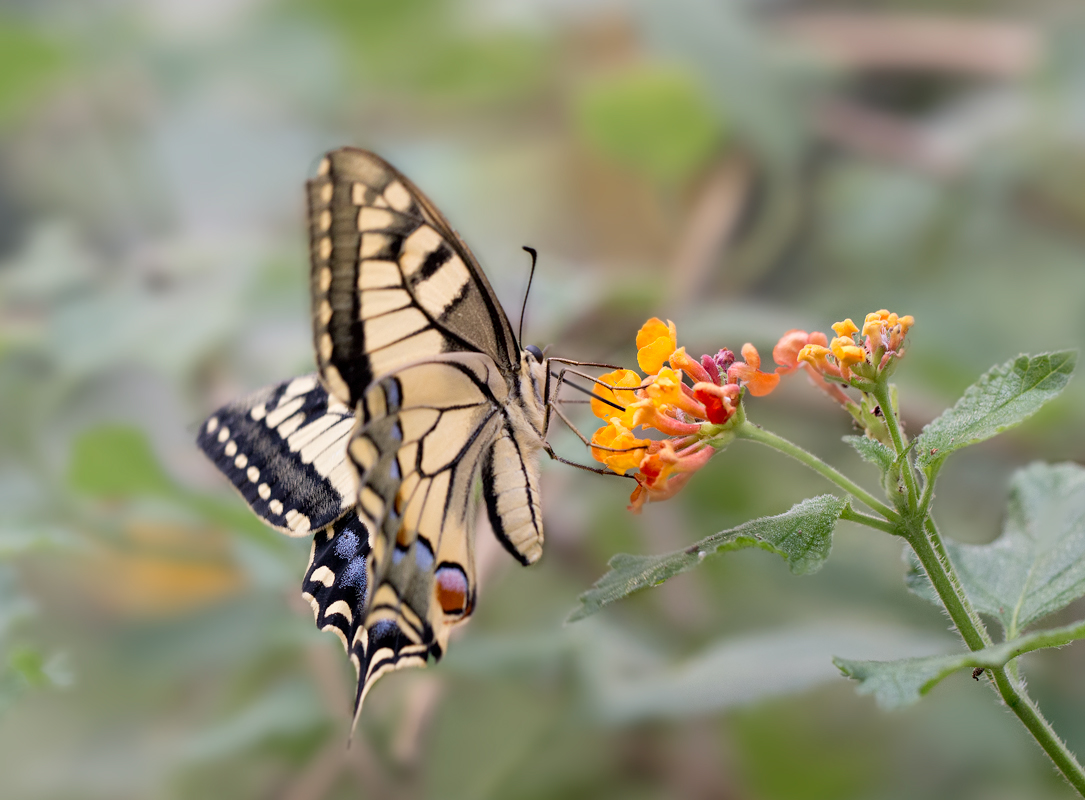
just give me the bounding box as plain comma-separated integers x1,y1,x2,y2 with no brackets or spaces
840,506,901,535
736,422,899,522
873,382,918,507
907,507,1085,794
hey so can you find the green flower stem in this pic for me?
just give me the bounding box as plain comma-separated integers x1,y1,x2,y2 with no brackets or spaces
923,516,991,647
840,506,901,536
906,521,991,650
908,515,1085,794
872,382,919,507
736,422,899,522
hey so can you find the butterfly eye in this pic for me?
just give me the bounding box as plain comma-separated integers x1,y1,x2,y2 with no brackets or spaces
526,344,544,362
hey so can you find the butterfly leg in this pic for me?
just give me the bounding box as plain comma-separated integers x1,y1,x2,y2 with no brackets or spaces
541,371,636,480
543,441,635,479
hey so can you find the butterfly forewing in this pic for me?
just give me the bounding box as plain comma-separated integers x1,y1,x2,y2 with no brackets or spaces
308,148,520,408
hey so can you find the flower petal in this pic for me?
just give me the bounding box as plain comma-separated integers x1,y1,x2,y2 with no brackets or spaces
590,368,642,422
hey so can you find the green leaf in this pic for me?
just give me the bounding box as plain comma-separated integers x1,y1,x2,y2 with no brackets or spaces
569,495,845,622
915,352,1075,476
843,435,895,473
576,66,723,184
906,462,1085,638
68,425,176,499
835,617,1085,710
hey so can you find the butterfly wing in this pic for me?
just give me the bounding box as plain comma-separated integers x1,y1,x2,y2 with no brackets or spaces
344,354,515,719
307,147,521,409
196,375,356,535
200,148,549,727
199,377,422,707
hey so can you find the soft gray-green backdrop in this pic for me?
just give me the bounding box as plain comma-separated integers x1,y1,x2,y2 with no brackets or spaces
1,1,1084,798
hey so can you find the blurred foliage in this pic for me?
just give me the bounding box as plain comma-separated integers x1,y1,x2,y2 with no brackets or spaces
0,0,1084,798
576,67,724,184
0,17,64,123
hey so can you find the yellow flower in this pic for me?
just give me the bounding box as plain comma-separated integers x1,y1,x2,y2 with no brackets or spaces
636,318,678,375
590,418,650,474
830,336,866,370
863,309,914,352
832,318,859,339
798,344,833,371
590,368,642,426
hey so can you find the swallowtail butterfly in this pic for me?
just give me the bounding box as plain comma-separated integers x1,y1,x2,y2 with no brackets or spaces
199,149,556,727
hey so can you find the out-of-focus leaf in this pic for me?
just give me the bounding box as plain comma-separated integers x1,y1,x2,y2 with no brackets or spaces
66,426,290,557
843,435,895,473
0,19,64,122
636,0,810,165
569,495,845,622
915,352,1076,477
576,66,723,184
907,462,1085,638
68,425,176,499
178,678,325,763
417,35,547,104
585,621,951,723
835,618,1085,710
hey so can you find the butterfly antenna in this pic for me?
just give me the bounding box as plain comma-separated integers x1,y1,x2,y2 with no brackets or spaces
518,246,538,345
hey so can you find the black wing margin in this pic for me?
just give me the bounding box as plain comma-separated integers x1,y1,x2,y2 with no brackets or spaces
197,375,357,535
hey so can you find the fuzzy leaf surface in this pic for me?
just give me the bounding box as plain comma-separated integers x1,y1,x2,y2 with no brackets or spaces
906,462,1085,637
843,435,895,473
569,495,845,622
915,352,1075,475
835,618,1085,709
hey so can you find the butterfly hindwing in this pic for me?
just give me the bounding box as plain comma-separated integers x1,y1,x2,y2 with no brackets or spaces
344,354,517,714
307,147,521,407
197,375,356,535
302,514,426,716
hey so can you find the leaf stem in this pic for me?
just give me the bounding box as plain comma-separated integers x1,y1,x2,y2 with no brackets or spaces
840,506,901,535
736,421,899,522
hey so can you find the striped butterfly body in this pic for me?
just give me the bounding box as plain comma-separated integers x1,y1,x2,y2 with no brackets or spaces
199,148,549,726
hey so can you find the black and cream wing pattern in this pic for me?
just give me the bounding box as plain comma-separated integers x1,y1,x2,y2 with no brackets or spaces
199,148,551,725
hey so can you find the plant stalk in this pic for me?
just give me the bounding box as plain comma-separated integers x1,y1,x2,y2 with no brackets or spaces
736,422,899,522
877,389,1085,794
907,522,1085,794
872,382,919,507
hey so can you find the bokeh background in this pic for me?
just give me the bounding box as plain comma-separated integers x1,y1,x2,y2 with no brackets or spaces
2,0,1085,798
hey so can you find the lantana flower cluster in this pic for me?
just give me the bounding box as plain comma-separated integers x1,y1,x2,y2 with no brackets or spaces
589,311,914,512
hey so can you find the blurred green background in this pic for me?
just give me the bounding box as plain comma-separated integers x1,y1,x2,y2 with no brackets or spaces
2,0,1084,798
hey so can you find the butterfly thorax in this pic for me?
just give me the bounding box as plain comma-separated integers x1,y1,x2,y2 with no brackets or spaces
513,350,548,441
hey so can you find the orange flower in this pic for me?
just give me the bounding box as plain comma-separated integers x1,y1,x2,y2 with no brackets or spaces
644,367,706,418
775,310,914,409
669,347,713,384
628,442,715,514
590,418,650,474
636,318,678,375
773,329,828,374
587,317,798,512
727,343,781,397
590,368,642,426
692,382,740,425
830,335,866,375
